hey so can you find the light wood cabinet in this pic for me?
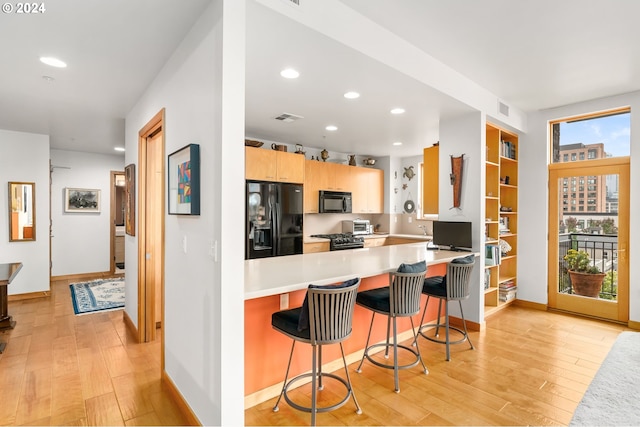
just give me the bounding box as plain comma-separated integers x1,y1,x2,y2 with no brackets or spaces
351,167,383,214
303,241,330,253
245,147,304,183
423,144,439,215
363,237,385,248
484,123,518,317
384,237,424,246
115,235,124,264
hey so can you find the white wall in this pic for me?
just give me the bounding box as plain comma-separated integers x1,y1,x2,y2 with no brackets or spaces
0,129,50,295
124,0,245,424
519,91,640,324
438,112,484,323
50,149,124,276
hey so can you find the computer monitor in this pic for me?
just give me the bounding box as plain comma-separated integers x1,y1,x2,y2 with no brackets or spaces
432,221,472,251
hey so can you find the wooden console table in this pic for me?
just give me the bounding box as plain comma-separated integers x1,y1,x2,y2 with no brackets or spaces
0,262,22,353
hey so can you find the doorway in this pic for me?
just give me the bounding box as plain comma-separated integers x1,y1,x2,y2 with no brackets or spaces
548,159,629,322
110,171,126,274
138,109,165,344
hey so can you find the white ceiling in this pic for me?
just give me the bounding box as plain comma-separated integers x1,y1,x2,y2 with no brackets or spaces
2,0,640,158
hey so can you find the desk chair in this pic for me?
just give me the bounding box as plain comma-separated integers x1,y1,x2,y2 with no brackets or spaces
415,255,475,361
355,262,428,392
271,278,361,426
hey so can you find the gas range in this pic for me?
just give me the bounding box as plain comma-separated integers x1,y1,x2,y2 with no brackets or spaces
310,233,365,251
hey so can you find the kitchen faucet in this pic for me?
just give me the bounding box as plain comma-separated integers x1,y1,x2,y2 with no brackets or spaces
418,224,429,236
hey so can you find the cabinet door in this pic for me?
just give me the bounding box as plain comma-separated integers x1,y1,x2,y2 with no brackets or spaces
367,168,384,213
423,145,439,215
245,147,277,181
276,151,304,183
351,167,369,213
330,163,352,191
304,161,331,213
303,242,330,253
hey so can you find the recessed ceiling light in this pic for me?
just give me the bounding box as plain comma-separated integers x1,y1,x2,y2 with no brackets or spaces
114,147,125,152
280,68,300,79
343,91,360,99
325,125,338,131
40,56,67,68
392,141,403,146
390,108,405,114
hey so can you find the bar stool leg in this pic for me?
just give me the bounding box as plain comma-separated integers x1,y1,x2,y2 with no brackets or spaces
459,300,475,350
311,344,317,426
384,316,391,358
435,298,443,338
273,340,296,412
340,342,362,414
445,300,451,361
392,316,400,393
409,317,429,375
414,295,430,347
318,344,324,390
356,314,375,373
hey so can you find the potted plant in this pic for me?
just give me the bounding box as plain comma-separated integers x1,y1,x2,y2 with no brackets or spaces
563,249,606,298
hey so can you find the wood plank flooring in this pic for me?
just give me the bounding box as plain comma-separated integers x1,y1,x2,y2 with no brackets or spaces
2,278,633,426
0,278,190,426
245,305,633,426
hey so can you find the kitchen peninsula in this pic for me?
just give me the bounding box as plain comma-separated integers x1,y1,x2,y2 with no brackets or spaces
244,242,479,406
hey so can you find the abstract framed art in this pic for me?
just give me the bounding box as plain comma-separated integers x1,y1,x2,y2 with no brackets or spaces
168,143,200,215
65,188,101,213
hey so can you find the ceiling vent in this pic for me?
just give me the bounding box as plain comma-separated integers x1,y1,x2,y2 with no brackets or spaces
274,112,304,123
498,100,510,117
283,0,300,5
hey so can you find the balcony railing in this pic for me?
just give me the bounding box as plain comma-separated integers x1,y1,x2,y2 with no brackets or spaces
558,233,618,300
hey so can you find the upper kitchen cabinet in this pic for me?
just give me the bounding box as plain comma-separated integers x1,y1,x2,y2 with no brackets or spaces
352,167,383,214
422,144,439,215
304,161,353,213
245,147,304,183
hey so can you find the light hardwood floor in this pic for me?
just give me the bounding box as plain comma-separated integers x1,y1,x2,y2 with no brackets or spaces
245,305,633,426
0,278,190,426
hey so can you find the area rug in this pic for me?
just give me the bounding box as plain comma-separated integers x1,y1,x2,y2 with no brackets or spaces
570,331,640,426
69,278,125,315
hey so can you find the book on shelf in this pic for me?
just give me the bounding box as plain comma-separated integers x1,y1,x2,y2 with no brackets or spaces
484,268,491,290
499,289,517,302
499,281,516,290
501,140,516,160
485,244,501,266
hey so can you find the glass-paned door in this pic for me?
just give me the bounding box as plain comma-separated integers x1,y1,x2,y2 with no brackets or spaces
548,159,629,321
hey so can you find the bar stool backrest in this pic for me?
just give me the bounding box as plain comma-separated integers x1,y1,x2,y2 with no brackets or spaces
388,271,426,317
446,261,475,301
307,279,360,345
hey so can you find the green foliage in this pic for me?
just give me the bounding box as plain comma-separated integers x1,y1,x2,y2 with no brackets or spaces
563,249,601,273
565,217,578,232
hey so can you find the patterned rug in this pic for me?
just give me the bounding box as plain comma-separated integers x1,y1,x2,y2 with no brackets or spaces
69,278,125,315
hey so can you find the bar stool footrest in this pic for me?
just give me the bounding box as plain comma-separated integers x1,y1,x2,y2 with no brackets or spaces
282,372,353,414
362,343,421,371
418,324,469,345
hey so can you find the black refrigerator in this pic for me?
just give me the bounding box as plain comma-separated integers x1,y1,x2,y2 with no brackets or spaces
245,181,303,259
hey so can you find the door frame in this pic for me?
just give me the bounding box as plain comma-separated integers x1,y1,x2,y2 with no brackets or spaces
548,157,630,322
137,109,165,348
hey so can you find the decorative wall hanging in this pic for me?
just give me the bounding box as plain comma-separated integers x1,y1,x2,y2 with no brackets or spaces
65,188,101,213
403,166,415,180
450,154,465,209
404,192,415,213
125,164,135,236
168,143,200,215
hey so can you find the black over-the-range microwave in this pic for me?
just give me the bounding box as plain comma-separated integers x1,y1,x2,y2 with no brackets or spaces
319,190,352,213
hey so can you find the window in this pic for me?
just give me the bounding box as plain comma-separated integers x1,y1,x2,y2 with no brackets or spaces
551,108,630,163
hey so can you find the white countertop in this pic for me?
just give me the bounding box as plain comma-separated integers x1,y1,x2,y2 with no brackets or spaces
304,233,432,243
245,243,477,300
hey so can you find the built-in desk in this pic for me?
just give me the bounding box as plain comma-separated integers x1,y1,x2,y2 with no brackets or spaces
0,262,23,353
244,244,478,407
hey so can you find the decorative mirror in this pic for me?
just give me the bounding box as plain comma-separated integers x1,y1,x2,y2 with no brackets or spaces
8,182,35,242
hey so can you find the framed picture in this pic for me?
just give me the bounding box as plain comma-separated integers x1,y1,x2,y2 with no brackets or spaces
125,164,136,236
65,188,101,213
168,143,200,215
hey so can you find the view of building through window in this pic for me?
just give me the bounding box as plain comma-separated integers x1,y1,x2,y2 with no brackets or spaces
552,110,629,228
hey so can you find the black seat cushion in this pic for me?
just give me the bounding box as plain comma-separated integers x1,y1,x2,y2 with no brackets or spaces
297,277,360,331
356,287,390,314
452,254,475,264
272,307,310,340
423,275,446,297
397,260,427,273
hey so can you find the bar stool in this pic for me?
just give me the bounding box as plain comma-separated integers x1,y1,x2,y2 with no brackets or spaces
271,278,362,426
355,261,428,393
415,255,476,361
